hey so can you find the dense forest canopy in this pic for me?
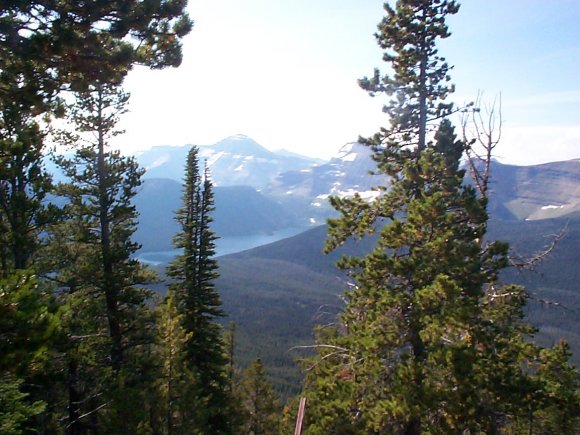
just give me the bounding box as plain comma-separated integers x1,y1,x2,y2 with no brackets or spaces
301,1,580,433
0,1,578,434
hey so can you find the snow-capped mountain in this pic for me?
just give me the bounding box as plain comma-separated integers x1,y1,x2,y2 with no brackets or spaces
264,142,388,225
136,134,322,189
135,134,580,232
484,159,580,220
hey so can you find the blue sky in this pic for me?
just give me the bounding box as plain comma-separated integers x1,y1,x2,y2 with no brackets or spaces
117,0,580,165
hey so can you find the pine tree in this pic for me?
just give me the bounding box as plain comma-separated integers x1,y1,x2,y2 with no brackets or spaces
0,272,57,433
52,83,157,432
167,146,231,434
0,76,55,272
1,2,192,431
1,1,192,91
237,359,282,435
1,0,192,271
303,1,579,433
153,293,200,434
359,0,459,151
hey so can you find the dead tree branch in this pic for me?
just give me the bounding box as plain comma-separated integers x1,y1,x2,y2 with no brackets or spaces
508,224,568,271
461,92,502,200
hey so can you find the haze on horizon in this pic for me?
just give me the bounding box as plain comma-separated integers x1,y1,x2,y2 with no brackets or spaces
116,0,580,166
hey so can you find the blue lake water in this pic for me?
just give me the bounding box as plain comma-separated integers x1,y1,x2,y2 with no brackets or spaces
136,227,307,266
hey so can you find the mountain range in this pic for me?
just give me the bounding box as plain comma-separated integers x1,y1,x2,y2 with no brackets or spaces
133,136,580,249
131,135,580,393
136,134,323,189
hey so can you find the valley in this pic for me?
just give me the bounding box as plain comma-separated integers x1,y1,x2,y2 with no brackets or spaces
134,136,580,393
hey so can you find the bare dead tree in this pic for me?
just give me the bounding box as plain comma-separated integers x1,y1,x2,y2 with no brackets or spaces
508,224,568,271
461,92,502,200
461,93,569,290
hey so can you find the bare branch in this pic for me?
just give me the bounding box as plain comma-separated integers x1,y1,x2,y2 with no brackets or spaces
289,344,350,353
461,92,502,200
509,224,567,271
304,350,353,371
66,401,109,429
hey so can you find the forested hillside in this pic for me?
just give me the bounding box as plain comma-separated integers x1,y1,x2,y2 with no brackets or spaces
1,1,579,434
0,3,280,433
214,215,580,390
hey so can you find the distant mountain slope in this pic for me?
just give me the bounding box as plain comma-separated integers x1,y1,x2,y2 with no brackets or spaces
486,159,580,220
491,214,580,354
136,135,322,189
263,149,580,226
216,215,580,391
134,178,300,252
264,142,389,225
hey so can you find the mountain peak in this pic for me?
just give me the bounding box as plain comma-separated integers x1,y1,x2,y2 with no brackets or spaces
211,135,272,157
229,133,251,141
332,142,372,163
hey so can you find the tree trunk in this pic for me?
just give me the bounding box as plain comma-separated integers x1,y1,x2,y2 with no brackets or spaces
67,358,82,435
96,86,123,372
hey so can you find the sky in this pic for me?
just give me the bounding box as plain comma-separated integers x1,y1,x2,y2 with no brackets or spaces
116,0,580,166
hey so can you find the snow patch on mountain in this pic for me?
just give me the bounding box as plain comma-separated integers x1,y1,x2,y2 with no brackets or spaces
136,135,324,189
145,154,170,170
332,188,380,201
205,151,225,167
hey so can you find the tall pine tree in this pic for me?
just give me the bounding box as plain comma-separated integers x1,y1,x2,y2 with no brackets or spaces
52,83,157,432
0,0,192,273
303,1,579,433
0,73,55,272
167,146,231,434
236,358,281,435
1,2,192,431
358,0,459,151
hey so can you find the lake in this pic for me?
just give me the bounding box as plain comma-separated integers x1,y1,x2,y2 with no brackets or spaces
136,227,307,266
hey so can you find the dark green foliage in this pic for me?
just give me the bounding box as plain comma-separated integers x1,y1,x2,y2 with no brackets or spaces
151,293,201,434
0,271,57,433
302,1,579,433
1,1,192,432
1,0,192,272
167,146,231,433
236,358,282,435
0,0,192,92
0,78,55,272
49,83,157,432
304,123,580,434
530,341,580,433
359,0,459,151
0,272,57,374
0,374,46,435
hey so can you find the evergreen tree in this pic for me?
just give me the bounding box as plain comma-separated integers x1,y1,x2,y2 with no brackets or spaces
359,0,459,151
237,358,281,435
303,1,579,433
0,271,57,433
1,1,192,91
52,83,157,432
153,293,200,434
167,146,231,433
0,0,192,271
1,2,192,431
0,78,55,272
